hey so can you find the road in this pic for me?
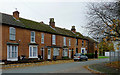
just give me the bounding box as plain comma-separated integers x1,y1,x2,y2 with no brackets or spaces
2,58,109,73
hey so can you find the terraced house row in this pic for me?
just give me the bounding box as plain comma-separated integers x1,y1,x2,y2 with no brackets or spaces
0,11,98,62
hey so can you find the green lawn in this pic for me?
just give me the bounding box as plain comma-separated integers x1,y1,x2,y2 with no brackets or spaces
98,56,109,59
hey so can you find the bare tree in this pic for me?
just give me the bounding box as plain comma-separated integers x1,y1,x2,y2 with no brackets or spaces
86,2,120,42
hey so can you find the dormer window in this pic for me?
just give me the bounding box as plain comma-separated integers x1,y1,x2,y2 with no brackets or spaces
31,31,35,43
9,27,16,40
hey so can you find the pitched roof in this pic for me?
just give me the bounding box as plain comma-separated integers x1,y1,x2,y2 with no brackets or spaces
1,12,87,40
84,36,98,43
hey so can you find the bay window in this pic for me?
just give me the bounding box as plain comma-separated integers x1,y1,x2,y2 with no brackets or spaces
29,45,38,58
7,45,18,61
53,48,59,56
63,49,68,57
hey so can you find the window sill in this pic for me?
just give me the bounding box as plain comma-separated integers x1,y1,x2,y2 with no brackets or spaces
29,57,38,58
7,58,18,61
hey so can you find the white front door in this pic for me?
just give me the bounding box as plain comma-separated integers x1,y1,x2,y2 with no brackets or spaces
81,48,85,54
69,50,71,58
48,48,51,59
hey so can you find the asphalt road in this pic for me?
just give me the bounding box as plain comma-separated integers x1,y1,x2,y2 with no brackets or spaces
2,58,109,73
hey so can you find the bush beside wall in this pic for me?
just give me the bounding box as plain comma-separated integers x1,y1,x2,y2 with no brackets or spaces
85,53,95,58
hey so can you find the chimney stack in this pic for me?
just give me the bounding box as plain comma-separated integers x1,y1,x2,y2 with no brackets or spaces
13,11,20,20
71,26,76,33
49,18,55,28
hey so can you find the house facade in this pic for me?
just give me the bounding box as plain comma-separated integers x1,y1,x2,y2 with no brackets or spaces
0,11,91,62
85,36,99,58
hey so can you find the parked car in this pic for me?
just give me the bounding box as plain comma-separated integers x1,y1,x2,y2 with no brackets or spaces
74,53,88,61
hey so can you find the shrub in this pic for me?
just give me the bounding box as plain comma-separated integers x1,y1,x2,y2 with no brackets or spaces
62,56,69,60
85,53,95,58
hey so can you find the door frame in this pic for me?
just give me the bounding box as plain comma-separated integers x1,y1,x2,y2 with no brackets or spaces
47,48,51,59
69,49,71,58
81,48,85,54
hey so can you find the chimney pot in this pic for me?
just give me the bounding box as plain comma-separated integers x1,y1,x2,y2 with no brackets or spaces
13,11,20,20
49,18,55,28
71,26,76,33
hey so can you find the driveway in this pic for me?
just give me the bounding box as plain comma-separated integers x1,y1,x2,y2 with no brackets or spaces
2,58,109,73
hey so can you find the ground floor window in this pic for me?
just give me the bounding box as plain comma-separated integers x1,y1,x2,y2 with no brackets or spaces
7,45,18,61
53,48,59,56
63,48,68,56
29,45,38,58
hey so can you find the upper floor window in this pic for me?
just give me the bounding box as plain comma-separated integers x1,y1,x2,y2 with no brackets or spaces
63,37,66,46
9,27,16,40
41,33,44,44
52,35,56,45
31,31,35,43
76,39,78,45
82,40,84,46
86,41,88,47
95,43,97,48
69,39,71,46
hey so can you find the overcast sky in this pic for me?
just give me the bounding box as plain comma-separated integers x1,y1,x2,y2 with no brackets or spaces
0,0,115,36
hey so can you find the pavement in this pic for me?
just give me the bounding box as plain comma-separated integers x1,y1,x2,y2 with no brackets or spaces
2,58,109,73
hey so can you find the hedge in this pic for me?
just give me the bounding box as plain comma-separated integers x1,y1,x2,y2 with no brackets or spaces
85,53,95,58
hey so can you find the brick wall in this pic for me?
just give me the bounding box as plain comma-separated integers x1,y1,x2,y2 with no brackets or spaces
2,25,90,61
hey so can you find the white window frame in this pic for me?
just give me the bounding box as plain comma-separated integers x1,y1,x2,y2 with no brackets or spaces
82,40,84,46
63,48,68,57
7,45,18,61
69,39,71,46
81,48,85,54
52,35,56,45
9,27,16,40
53,48,59,56
31,31,35,43
63,37,66,46
29,45,38,58
41,33,44,44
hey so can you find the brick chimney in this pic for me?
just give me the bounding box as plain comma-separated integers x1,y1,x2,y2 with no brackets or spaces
71,26,76,33
13,11,20,20
49,18,55,28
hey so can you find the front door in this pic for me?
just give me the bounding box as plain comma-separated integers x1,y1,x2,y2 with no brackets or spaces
81,48,85,54
69,50,71,58
48,48,51,59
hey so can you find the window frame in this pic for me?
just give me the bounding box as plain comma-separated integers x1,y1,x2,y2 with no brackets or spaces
76,39,78,45
63,48,68,57
29,45,38,58
41,33,44,44
7,45,18,61
9,27,16,41
53,48,59,56
52,35,56,45
63,37,66,46
31,31,35,43
69,39,71,46
82,40,84,46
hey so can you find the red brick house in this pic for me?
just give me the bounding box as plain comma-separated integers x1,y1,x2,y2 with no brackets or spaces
84,36,99,58
0,11,91,62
